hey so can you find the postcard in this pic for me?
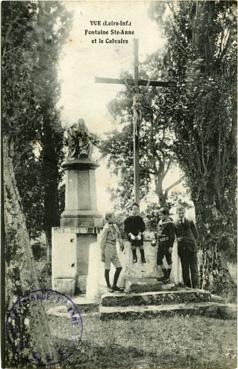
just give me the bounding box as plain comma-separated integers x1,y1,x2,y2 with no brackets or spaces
2,1,237,368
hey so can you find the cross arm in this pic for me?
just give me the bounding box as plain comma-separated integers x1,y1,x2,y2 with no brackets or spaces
95,77,176,87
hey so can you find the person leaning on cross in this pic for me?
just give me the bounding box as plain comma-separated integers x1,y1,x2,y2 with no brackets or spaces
124,202,146,264
156,207,175,283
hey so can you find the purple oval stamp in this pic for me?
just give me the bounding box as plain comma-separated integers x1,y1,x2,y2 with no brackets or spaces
6,288,83,366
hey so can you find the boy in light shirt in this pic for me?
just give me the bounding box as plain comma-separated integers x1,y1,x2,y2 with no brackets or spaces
100,212,124,292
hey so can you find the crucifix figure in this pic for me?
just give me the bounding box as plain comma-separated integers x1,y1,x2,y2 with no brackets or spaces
95,39,176,204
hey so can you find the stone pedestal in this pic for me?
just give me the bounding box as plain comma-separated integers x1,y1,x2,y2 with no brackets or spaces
85,236,162,300
52,158,102,295
52,227,99,294
60,159,101,228
85,232,183,300
86,242,101,301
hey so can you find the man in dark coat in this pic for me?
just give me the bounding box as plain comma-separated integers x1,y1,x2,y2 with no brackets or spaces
174,206,199,288
124,203,146,263
156,207,175,282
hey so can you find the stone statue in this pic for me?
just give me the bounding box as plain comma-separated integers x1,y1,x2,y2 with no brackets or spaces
65,119,94,160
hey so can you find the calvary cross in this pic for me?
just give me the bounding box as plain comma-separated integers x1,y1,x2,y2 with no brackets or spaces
95,38,176,204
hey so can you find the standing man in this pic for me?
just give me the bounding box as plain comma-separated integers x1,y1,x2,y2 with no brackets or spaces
99,212,124,292
174,206,199,288
156,208,175,282
124,203,146,263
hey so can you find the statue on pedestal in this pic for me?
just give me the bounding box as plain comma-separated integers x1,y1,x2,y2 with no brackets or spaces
65,119,96,160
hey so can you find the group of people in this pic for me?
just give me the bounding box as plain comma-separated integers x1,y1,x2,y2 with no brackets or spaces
99,202,199,293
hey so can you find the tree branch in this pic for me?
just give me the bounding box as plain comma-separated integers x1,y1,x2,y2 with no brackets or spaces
219,28,232,61
164,174,186,193
164,159,172,177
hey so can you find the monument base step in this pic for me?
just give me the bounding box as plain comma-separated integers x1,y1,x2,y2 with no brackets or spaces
99,302,235,320
124,278,176,293
47,295,99,317
73,295,99,313
101,288,211,307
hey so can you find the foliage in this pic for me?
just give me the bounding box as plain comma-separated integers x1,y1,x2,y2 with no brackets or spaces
100,62,177,208
2,2,71,366
143,192,192,231
142,202,161,231
100,1,236,293
4,136,58,367
149,1,237,290
2,1,71,243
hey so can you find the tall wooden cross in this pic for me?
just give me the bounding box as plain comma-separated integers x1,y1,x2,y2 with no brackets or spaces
95,38,176,204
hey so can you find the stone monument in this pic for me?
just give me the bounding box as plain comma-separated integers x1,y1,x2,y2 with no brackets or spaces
52,119,102,295
86,229,182,302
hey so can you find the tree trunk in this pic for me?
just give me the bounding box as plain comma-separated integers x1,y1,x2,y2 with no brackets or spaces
4,136,58,365
42,127,62,263
193,195,236,300
155,175,167,207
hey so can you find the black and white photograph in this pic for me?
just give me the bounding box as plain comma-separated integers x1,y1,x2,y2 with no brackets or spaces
2,1,237,368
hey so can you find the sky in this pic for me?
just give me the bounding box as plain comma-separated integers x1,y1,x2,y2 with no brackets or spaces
58,1,186,213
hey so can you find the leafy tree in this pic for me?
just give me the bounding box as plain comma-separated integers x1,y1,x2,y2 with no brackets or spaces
3,137,58,366
149,0,237,295
100,62,183,208
2,1,71,250
2,1,71,365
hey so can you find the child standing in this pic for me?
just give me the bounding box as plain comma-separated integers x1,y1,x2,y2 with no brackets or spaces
124,202,146,263
99,213,124,292
156,207,175,282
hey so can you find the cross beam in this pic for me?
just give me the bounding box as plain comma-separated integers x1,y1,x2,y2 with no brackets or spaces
95,38,176,204
95,77,176,88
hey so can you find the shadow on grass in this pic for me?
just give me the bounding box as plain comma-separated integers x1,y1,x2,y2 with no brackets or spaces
60,338,235,369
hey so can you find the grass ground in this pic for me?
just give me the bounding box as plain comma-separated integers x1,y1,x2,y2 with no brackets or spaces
49,314,236,369
34,258,236,368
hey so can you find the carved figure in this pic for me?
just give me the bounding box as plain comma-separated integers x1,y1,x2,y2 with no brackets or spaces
66,119,93,159
133,93,143,136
